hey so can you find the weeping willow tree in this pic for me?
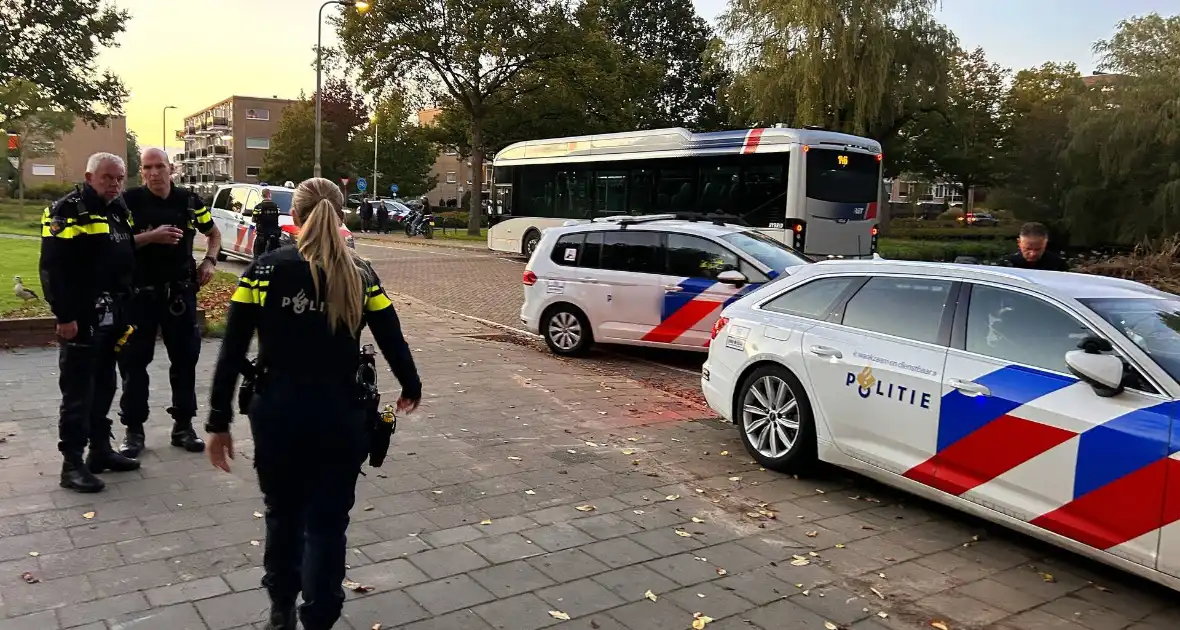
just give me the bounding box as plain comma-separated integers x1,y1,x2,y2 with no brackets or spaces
719,0,957,173
1062,13,1180,246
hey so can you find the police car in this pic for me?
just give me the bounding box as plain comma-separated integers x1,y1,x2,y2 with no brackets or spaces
520,214,811,355
209,183,356,261
701,258,1180,589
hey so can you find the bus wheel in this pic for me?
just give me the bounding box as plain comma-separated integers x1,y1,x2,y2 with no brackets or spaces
523,230,541,257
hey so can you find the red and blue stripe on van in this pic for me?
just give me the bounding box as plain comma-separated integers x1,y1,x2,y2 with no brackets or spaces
641,276,764,344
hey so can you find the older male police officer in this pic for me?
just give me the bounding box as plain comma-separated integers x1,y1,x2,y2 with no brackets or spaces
40,152,141,492
116,148,223,457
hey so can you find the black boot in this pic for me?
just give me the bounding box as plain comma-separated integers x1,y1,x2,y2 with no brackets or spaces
263,603,297,630
169,413,205,453
119,426,146,458
61,457,105,493
87,441,141,474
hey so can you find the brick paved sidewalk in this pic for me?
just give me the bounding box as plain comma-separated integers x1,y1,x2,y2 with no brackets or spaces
0,295,1177,629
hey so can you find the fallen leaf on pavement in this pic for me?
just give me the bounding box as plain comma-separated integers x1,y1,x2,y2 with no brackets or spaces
363,506,374,511
372,624,383,630
931,622,950,630
1039,572,1056,583
548,610,571,621
870,587,885,599
715,568,727,576
250,541,260,546
20,571,38,584
525,490,536,495
627,437,639,441
479,519,492,525
585,441,599,447
835,544,846,549
253,511,264,518
622,449,635,455
575,505,596,512
633,510,646,515
691,517,705,523
644,589,658,602
815,489,826,494
342,579,374,593
720,450,729,456
507,456,522,461
878,612,889,619
665,495,680,501
691,613,714,629
82,511,95,519
728,476,742,482
790,558,810,567
805,531,818,537
567,449,578,454
431,490,443,495
675,530,693,537
27,552,39,557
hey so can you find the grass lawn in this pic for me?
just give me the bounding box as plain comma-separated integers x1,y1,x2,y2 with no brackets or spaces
433,227,488,242
0,201,46,237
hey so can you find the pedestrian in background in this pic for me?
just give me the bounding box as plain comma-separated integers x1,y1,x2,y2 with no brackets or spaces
116,148,222,458
204,177,422,630
40,152,141,493
375,199,389,234
1004,222,1070,271
359,196,374,232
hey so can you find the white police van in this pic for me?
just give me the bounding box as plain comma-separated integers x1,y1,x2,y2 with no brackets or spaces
520,214,811,355
209,183,355,261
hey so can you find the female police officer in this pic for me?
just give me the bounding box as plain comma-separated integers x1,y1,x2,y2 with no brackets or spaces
204,177,422,630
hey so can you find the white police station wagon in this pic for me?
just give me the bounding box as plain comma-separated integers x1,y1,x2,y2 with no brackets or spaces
702,258,1180,590
520,214,811,356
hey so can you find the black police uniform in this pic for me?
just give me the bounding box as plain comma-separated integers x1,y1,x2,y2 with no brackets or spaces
375,202,389,234
252,199,283,257
40,184,142,493
1002,250,1070,271
359,199,373,232
207,246,421,630
117,184,216,457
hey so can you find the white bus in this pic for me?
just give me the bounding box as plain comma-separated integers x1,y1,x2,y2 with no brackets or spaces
487,126,884,258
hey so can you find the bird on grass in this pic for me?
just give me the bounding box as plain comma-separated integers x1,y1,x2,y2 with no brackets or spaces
13,276,39,302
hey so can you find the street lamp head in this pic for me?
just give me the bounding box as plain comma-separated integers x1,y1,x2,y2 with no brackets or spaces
354,0,371,13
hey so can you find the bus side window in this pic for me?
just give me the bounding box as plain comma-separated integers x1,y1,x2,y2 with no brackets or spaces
518,164,556,218
740,155,789,227
555,169,591,219
657,167,695,212
629,168,654,215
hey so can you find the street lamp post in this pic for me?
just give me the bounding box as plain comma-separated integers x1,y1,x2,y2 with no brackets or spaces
372,114,378,195
162,105,177,152
315,0,371,179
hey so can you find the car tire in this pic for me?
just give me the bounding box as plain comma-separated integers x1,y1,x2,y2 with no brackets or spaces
523,230,541,258
542,304,592,357
735,364,818,473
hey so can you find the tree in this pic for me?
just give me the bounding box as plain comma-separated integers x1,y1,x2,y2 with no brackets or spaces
1,88,75,202
0,0,128,125
1061,13,1180,245
336,0,578,235
363,92,438,199
903,47,1008,210
126,131,141,187
260,80,369,184
718,0,957,176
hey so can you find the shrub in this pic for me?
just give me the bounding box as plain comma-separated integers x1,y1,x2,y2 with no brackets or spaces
23,183,76,201
878,238,1013,262
887,225,1020,240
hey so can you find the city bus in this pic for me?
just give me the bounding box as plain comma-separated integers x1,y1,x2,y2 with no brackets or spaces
487,126,884,258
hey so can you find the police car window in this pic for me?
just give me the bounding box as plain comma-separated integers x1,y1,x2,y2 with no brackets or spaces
966,285,1094,374
212,189,232,210
600,231,664,275
762,277,857,320
666,234,739,279
582,231,603,268
842,277,953,345
244,191,259,212
552,233,585,266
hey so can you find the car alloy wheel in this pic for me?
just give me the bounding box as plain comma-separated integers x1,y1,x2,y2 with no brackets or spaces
742,374,800,459
548,311,582,351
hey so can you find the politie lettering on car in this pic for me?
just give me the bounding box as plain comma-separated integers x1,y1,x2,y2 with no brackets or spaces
701,257,1180,592
519,214,812,357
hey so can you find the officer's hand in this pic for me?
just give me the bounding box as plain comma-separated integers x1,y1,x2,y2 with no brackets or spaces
197,260,215,286
207,432,234,472
396,397,420,414
56,321,78,340
150,225,184,245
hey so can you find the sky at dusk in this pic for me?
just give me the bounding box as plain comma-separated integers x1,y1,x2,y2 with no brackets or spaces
99,0,1176,156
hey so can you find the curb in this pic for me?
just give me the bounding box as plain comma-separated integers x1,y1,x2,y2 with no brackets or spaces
0,309,209,350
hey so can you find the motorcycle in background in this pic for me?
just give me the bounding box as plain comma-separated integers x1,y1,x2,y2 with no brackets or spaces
404,208,435,239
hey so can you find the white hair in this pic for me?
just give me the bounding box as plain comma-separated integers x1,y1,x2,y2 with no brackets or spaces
86,152,126,174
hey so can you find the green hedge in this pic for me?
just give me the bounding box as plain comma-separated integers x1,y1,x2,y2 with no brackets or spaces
878,238,1013,262
886,225,1021,240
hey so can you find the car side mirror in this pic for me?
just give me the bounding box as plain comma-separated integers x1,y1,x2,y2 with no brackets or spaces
717,270,748,287
1065,349,1125,397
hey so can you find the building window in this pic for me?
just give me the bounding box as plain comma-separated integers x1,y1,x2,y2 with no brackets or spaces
31,164,55,176
246,166,261,177
245,109,270,121
446,172,457,184
246,137,270,150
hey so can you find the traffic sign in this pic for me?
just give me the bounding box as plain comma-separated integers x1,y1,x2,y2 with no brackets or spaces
341,178,350,186
389,184,398,194
356,177,368,192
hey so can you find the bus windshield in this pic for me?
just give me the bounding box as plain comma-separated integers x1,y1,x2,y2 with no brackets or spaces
806,148,880,204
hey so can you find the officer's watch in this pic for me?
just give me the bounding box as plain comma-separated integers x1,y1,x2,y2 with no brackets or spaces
203,255,217,266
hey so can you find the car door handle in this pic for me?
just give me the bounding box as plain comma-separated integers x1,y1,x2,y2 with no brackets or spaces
663,285,683,293
808,345,842,359
948,378,991,397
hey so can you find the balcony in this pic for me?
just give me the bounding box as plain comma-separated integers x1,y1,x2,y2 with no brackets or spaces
184,126,197,139
185,151,196,162
211,145,229,155
197,122,213,136
209,117,230,132
200,174,211,183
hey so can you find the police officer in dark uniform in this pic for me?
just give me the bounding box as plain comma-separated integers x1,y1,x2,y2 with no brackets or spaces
375,198,389,234
358,196,373,232
40,152,142,493
253,187,283,257
205,177,422,630
117,148,223,457
1001,221,1070,271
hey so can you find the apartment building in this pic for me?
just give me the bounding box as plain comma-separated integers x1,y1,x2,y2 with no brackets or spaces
416,107,492,207
12,115,127,188
171,96,296,197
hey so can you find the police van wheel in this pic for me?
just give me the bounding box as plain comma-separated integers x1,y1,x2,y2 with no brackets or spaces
542,305,592,357
523,230,541,258
735,364,817,473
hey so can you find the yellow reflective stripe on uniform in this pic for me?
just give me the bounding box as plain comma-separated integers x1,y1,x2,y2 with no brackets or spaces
41,220,111,239
364,284,392,312
231,277,269,305
194,207,214,231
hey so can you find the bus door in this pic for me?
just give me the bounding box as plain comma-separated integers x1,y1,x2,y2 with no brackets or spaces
492,184,512,226
799,147,881,258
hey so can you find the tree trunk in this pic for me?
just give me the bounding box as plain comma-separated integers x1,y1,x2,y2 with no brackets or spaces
467,119,484,237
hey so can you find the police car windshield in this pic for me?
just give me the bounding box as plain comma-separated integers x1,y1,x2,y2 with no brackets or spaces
270,191,294,214
1082,296,1180,383
720,230,813,270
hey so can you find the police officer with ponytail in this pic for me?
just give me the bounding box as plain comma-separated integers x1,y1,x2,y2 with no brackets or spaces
205,177,422,630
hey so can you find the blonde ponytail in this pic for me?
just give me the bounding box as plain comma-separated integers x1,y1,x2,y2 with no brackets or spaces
291,179,363,335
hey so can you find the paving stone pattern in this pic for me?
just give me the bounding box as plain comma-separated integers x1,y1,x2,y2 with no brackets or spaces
0,295,1178,629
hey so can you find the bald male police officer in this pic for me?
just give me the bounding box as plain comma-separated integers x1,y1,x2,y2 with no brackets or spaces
116,148,223,457
40,152,142,492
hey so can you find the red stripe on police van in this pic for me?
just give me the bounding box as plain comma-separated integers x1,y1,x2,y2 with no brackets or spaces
742,129,765,154
642,299,721,344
